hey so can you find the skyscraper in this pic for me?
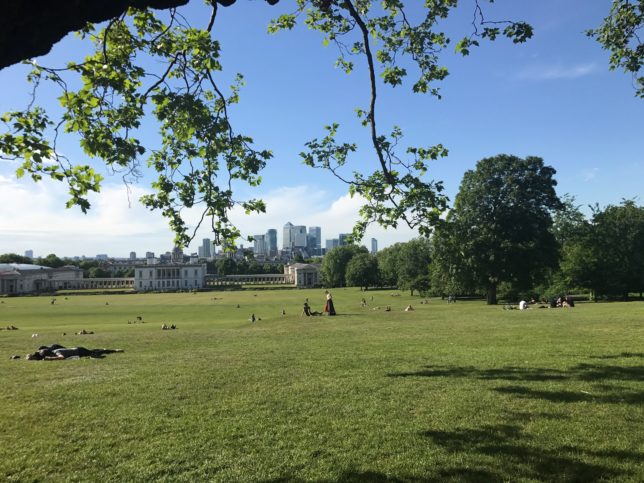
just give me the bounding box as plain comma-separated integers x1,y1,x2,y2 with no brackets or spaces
283,222,294,250
326,239,339,251
293,225,307,248
253,234,267,256
308,226,321,255
339,233,350,246
266,229,278,257
24,249,33,259
129,251,137,260
371,238,378,254
201,238,212,259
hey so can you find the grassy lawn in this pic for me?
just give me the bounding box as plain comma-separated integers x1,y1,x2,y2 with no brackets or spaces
1,289,642,482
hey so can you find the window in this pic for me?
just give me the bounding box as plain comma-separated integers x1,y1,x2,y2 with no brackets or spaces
139,270,142,278
139,281,142,288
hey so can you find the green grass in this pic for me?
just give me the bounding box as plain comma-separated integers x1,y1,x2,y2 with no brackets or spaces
1,289,642,481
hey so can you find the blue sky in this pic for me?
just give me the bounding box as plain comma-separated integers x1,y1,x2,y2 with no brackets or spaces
0,0,642,258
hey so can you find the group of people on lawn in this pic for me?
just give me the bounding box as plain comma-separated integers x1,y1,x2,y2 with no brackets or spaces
302,290,335,316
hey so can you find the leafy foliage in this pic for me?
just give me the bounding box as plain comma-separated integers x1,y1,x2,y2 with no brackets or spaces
433,155,562,304
276,0,532,240
321,244,368,287
588,0,644,97
0,1,535,251
345,252,379,290
0,253,34,264
1,6,271,248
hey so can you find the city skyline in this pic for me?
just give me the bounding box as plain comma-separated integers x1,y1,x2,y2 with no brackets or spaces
13,218,379,260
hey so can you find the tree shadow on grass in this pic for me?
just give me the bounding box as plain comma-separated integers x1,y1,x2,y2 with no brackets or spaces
422,423,624,482
388,365,568,382
494,385,644,405
387,361,644,405
590,352,644,360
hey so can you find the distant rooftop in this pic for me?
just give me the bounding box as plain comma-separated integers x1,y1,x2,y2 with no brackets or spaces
0,263,48,271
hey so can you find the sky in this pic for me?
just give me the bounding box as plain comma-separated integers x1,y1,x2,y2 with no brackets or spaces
0,0,642,258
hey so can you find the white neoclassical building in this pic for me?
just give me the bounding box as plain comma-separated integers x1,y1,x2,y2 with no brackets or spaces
134,261,207,291
284,263,320,287
0,263,83,294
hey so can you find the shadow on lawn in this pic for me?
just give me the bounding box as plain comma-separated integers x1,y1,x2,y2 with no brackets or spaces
388,362,644,383
422,422,628,482
388,361,644,405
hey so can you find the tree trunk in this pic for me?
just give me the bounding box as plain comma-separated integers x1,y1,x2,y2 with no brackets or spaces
486,283,497,305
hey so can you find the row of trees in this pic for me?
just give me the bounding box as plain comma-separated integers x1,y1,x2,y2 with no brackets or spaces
207,258,284,277
321,154,644,303
320,239,432,295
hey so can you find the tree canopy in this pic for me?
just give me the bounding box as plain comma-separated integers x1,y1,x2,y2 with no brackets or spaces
0,0,536,249
0,1,640,255
433,154,562,304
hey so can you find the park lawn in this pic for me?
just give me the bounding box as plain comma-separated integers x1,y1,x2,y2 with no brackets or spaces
0,289,642,482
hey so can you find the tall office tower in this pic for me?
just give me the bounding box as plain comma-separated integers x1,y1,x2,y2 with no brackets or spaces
202,238,212,258
129,251,137,260
283,222,294,249
308,226,321,254
326,239,339,251
266,229,278,257
145,251,155,259
293,225,307,248
338,233,350,246
24,249,33,259
253,234,267,256
198,246,204,258
371,238,378,254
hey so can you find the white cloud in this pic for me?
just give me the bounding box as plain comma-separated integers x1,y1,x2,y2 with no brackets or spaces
581,167,599,182
516,62,598,81
0,176,428,258
0,176,171,257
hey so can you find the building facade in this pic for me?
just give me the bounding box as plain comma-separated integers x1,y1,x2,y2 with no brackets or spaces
134,262,207,291
0,264,84,294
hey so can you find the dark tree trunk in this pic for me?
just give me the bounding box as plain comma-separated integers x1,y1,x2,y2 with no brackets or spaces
486,283,497,305
0,0,279,70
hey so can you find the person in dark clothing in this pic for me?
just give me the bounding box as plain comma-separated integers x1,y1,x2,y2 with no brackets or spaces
26,344,123,360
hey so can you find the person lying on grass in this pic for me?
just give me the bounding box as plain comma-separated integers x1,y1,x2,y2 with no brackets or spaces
26,344,123,360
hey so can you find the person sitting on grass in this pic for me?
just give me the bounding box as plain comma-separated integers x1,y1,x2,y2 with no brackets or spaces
404,304,415,312
302,302,312,316
26,344,123,360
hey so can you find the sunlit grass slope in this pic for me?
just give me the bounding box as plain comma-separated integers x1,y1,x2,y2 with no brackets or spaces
1,289,642,481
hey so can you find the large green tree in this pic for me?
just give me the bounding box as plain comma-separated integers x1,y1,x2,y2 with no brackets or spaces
321,244,368,288
345,252,378,291
580,201,644,299
394,238,432,296
438,154,562,305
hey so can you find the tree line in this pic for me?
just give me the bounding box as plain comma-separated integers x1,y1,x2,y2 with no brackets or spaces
321,154,644,303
